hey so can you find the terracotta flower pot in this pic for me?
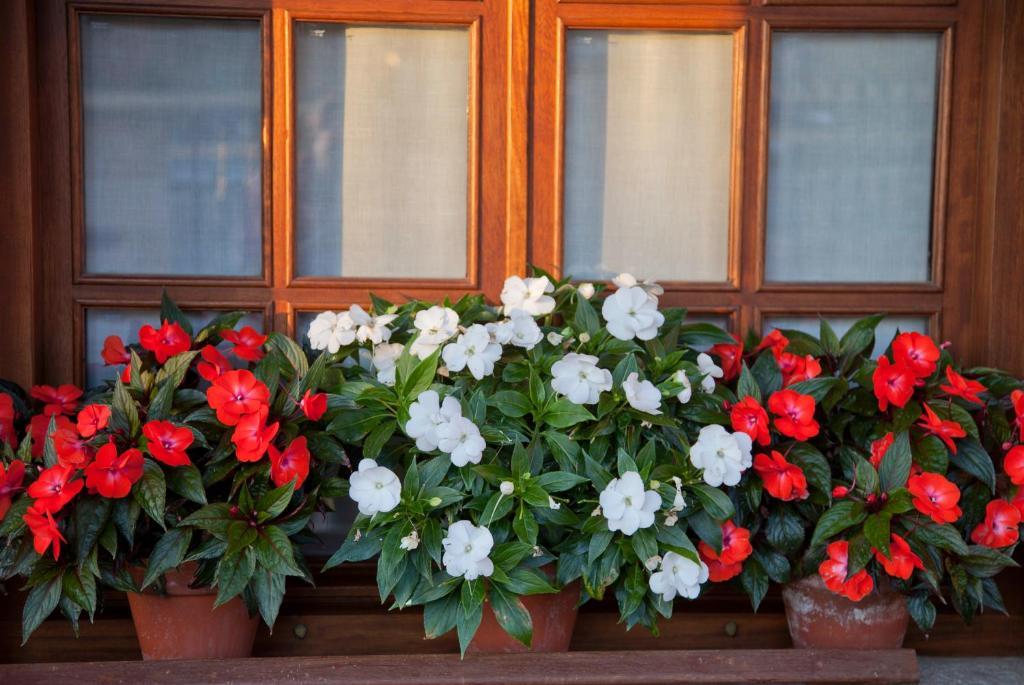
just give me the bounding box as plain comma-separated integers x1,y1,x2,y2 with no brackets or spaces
468,579,581,654
127,562,259,660
782,574,909,649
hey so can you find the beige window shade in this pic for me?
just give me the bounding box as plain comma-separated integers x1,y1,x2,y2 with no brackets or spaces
294,24,470,279
80,15,263,277
764,32,941,283
563,30,734,282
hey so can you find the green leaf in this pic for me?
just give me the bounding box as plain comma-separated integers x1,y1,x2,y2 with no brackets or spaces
542,398,595,429
787,377,844,403
616,448,638,476
492,390,532,418
22,573,63,644
194,311,246,344
255,525,302,576
133,459,167,529
960,546,1018,578
630,526,658,563
819,319,840,356
62,568,97,620
179,503,233,540
457,581,484,656
907,594,937,633
534,471,588,493
513,503,538,545
424,592,460,640
488,584,533,647
74,496,112,566
323,529,383,571
160,291,193,336
838,315,884,359
677,323,734,347
482,492,515,525
111,377,140,438
737,362,761,403
765,507,805,554
266,332,308,376
950,438,997,494
504,568,557,596
149,351,199,419
528,368,547,409
573,295,600,336
257,480,296,521
363,420,397,460
740,557,768,611
863,513,891,557
690,483,735,521
589,530,614,565
787,443,831,497
166,464,207,505
400,346,441,400
142,528,193,589
214,547,256,608
809,500,866,548
879,431,912,492
910,521,970,556
654,524,700,563
252,570,286,628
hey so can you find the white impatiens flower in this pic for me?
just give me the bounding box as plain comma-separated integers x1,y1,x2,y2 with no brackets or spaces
697,353,723,393
348,459,402,516
550,353,613,405
441,520,494,580
612,273,664,298
371,343,404,386
486,319,515,345
546,332,565,346
348,304,398,345
405,390,462,452
599,471,660,536
622,372,662,415
506,310,543,350
437,416,486,467
601,286,665,341
442,324,502,380
500,275,556,316
499,481,515,496
308,311,356,354
689,424,753,487
410,306,460,359
578,283,596,300
673,370,693,404
649,552,709,601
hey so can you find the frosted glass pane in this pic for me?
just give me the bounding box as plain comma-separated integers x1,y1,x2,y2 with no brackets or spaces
294,24,469,278
564,31,734,282
765,32,941,283
80,15,262,276
764,316,929,359
85,308,263,388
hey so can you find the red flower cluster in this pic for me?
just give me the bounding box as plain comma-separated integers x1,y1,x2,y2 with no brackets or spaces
869,432,895,469
698,521,753,582
76,404,111,438
300,390,327,422
221,326,267,362
767,389,820,441
940,367,986,405
908,472,962,524
731,397,770,446
143,421,194,467
207,370,270,426
709,336,743,383
84,442,145,498
0,460,25,519
0,393,17,449
101,335,132,383
916,404,966,453
970,500,1021,548
30,384,82,417
872,332,940,411
197,345,232,382
753,450,808,501
139,320,191,363
232,405,279,462
819,541,873,601
269,436,311,490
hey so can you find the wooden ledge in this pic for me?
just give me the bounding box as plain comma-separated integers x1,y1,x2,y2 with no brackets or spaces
0,649,919,684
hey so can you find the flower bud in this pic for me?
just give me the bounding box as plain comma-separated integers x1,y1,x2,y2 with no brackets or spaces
579,332,591,343
832,485,849,499
547,332,565,346
428,497,443,507
400,530,420,551
499,481,515,496
548,496,561,510
645,555,662,571
578,283,595,299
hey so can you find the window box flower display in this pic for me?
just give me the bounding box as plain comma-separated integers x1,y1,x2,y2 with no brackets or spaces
707,320,1022,648
0,297,344,660
314,273,746,654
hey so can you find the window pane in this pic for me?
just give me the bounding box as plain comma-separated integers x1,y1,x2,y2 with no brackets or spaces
764,315,929,358
563,31,734,282
294,23,469,279
764,32,941,283
81,15,263,276
85,308,263,387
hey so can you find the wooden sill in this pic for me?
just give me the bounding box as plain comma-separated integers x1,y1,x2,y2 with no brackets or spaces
0,649,920,684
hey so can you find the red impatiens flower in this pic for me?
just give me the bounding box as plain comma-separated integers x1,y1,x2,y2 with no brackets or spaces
767,389,820,441
221,326,267,362
269,436,311,490
819,541,874,601
76,404,111,438
756,329,790,356
299,390,327,422
29,413,74,458
1012,390,1024,439
232,405,279,462
869,433,895,470
970,500,1021,548
142,421,194,467
777,352,822,387
709,336,743,383
1004,446,1024,486
0,393,16,449
832,485,850,499
84,443,145,498
53,425,94,469
0,460,26,520
874,534,925,580
23,505,66,560
698,521,753,582
908,472,962,524
30,384,82,417
101,335,131,366
753,450,808,501
26,464,83,513
731,397,771,446
139,320,191,364
196,345,232,382
892,332,940,379
206,370,270,426
940,367,986,405
872,355,916,411
917,404,966,453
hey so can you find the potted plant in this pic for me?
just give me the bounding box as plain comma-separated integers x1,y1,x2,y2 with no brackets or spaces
707,319,1021,648
313,272,750,654
0,295,346,659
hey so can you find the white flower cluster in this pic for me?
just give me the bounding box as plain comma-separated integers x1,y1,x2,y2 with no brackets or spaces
599,471,660,536
441,520,494,580
348,458,402,516
689,424,753,487
442,324,502,380
308,305,398,354
405,390,486,467
648,552,709,601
